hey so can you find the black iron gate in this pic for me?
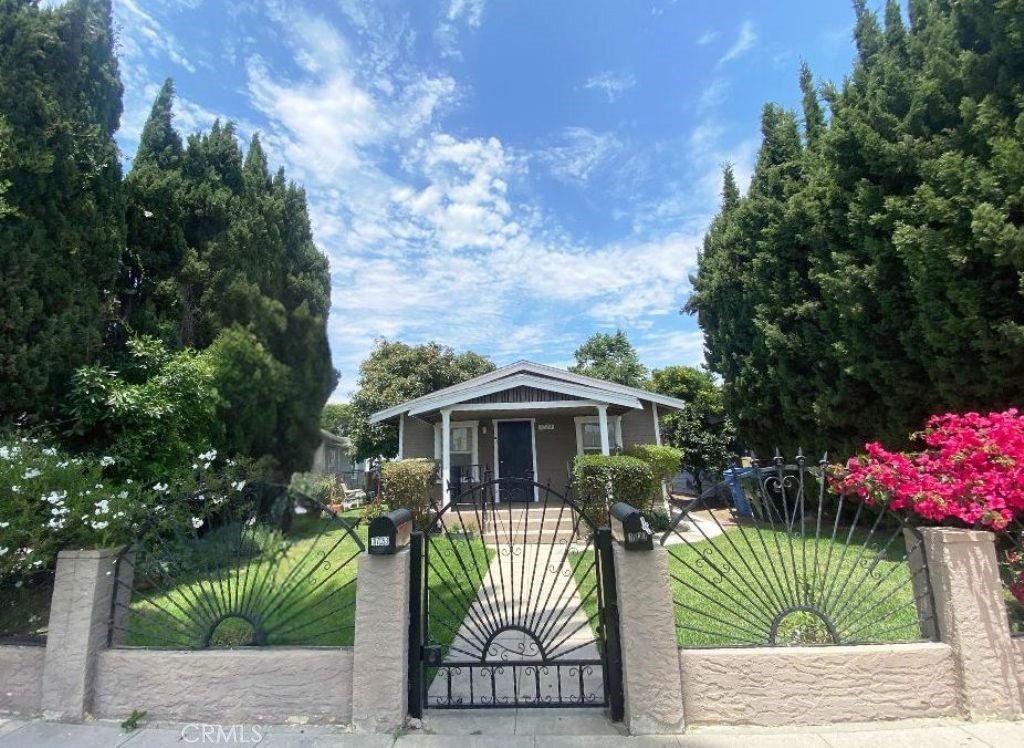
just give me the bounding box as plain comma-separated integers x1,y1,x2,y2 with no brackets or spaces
408,478,623,717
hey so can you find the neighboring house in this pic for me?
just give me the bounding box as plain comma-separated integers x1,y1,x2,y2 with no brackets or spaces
369,360,687,504
310,429,363,485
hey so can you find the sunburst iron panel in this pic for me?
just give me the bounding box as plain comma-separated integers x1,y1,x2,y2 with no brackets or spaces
109,486,363,648
662,454,936,648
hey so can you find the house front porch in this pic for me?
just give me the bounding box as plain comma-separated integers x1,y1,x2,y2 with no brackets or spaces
369,361,688,507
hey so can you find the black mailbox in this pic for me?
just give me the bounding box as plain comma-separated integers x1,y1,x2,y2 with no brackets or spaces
609,502,654,551
368,508,412,555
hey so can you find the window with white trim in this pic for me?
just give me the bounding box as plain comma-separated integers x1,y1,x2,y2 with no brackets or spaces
434,420,480,482
574,415,622,455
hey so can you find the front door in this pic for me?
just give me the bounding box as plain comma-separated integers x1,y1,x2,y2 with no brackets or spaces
497,420,533,502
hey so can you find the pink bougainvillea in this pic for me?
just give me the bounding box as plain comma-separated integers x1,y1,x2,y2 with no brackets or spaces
832,409,1024,602
833,409,1024,529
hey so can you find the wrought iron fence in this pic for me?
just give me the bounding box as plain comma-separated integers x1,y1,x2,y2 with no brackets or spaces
0,567,54,646
661,454,936,648
995,518,1024,636
412,477,615,710
109,484,364,649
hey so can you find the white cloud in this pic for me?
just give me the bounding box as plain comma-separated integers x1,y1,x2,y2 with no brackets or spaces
247,56,380,182
635,329,706,369
584,71,637,103
446,0,486,26
537,128,622,185
116,0,197,75
698,78,729,111
718,20,757,65
696,30,719,46
436,0,486,58
287,12,352,74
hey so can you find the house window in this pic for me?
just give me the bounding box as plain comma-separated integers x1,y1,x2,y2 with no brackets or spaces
434,420,479,482
575,415,623,455
450,426,474,470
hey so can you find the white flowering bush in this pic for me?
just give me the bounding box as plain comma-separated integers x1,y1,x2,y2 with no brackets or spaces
0,438,252,580
1,436,254,637
0,437,144,581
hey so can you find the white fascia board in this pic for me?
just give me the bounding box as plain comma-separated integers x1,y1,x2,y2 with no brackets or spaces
368,359,686,423
368,404,409,424
406,374,640,416
513,361,688,410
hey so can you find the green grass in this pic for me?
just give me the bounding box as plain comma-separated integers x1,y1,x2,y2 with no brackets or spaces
424,534,493,661
568,549,601,639
666,525,922,647
122,515,364,648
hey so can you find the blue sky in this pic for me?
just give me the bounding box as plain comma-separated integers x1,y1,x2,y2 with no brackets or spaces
100,0,860,400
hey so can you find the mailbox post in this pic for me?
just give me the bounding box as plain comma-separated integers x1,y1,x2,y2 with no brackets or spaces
608,501,686,733
352,507,413,732
368,508,412,555
609,501,654,551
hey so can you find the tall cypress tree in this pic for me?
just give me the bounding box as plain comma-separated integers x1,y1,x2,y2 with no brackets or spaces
0,0,124,421
687,0,1024,457
120,78,188,343
121,88,337,476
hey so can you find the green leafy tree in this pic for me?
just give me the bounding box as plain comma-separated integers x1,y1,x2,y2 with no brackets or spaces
118,78,188,345
0,0,124,421
205,326,287,461
569,330,648,387
650,366,735,491
66,337,221,481
349,340,494,460
321,403,357,436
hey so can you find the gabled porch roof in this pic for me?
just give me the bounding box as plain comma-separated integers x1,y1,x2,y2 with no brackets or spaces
368,360,686,424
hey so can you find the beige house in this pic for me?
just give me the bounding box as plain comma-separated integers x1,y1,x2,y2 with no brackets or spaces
369,361,686,504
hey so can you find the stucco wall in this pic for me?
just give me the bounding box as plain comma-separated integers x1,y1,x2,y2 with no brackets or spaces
92,648,353,724
0,645,45,715
678,642,960,726
1013,636,1024,705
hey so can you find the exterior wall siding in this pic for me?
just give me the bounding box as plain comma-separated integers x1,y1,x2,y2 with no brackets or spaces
402,417,435,460
93,648,353,724
678,643,960,726
0,645,44,715
463,386,583,404
530,414,578,496
620,401,657,448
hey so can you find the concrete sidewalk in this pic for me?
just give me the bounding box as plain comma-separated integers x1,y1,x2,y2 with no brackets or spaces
1,713,1022,747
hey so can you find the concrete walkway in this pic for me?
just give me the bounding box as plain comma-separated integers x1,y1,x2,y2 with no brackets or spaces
1,714,1023,747
427,541,603,707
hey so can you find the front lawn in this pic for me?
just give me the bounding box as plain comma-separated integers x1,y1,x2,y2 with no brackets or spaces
666,525,922,647
121,512,364,648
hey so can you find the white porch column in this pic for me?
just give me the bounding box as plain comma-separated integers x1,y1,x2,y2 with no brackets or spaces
397,413,405,459
597,404,611,456
441,408,452,508
652,403,669,504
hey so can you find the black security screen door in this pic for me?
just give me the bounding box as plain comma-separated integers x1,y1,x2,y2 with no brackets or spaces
497,421,533,502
